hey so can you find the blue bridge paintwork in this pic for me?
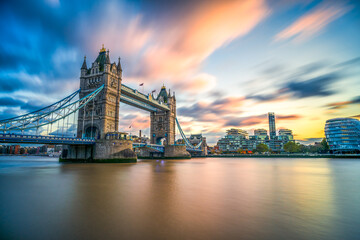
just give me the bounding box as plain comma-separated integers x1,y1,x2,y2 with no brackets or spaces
0,134,95,145
0,85,203,153
0,134,202,153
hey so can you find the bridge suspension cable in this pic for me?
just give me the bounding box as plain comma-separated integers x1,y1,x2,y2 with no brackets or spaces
175,118,203,149
0,85,104,132
1,89,79,123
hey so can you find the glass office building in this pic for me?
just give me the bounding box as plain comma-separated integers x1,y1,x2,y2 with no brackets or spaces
268,112,276,140
325,118,360,153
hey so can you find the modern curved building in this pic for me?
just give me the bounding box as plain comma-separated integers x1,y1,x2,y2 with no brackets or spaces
325,118,360,153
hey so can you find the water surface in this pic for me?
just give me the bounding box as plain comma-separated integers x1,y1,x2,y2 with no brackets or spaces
0,156,359,240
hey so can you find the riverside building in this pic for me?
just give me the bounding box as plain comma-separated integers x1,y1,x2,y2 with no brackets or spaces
253,129,268,140
217,128,250,152
325,118,360,153
278,129,294,141
268,112,276,140
217,128,294,153
216,112,295,153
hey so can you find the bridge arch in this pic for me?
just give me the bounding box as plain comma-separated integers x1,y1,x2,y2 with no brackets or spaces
156,136,167,145
83,123,100,139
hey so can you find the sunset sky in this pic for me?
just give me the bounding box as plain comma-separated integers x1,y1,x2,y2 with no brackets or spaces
0,0,359,144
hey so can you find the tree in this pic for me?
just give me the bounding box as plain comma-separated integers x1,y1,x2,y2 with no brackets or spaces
283,141,300,153
255,143,269,153
297,144,307,153
320,138,329,152
308,145,320,153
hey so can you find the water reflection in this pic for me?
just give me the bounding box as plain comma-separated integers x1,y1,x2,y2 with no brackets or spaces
0,157,359,239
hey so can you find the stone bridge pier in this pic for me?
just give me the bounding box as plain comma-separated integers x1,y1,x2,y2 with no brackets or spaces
60,133,137,163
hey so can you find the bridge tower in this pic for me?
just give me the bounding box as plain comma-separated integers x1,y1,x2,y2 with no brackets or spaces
77,45,122,139
150,86,176,145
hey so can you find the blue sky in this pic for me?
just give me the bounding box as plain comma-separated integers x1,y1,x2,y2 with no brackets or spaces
0,0,359,144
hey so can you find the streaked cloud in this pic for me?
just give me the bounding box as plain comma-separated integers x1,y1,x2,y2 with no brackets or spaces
326,96,360,110
178,96,245,121
225,114,301,127
244,56,359,104
282,73,339,98
138,0,269,80
174,73,217,93
275,2,350,42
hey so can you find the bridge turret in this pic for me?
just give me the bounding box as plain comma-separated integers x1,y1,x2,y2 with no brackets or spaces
78,46,122,139
150,85,176,145
81,56,87,77
104,49,111,72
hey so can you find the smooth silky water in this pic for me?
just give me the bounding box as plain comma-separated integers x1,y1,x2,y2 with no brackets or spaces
0,156,359,240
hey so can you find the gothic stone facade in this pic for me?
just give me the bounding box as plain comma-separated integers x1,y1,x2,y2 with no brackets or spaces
77,46,122,139
150,86,176,145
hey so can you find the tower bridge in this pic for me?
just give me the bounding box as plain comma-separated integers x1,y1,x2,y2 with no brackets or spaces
0,46,206,162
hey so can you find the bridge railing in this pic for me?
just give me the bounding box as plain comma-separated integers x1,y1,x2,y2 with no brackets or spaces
0,133,95,144
121,84,149,99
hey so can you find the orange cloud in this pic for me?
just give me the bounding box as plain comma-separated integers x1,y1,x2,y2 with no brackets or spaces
139,0,269,80
213,97,244,112
276,114,301,121
326,101,352,109
80,0,268,88
275,2,350,42
174,73,217,93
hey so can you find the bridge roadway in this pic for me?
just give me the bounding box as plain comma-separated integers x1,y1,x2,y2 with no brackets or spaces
0,133,95,145
120,84,170,112
0,133,201,152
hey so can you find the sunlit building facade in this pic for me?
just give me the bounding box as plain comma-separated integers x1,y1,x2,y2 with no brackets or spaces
253,129,268,141
218,128,250,151
325,118,360,153
254,129,267,136
278,129,294,141
226,128,249,138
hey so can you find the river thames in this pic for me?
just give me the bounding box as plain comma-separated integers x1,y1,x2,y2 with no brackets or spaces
0,156,359,240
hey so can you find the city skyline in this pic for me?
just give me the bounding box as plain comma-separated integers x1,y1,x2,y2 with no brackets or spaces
0,0,360,144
